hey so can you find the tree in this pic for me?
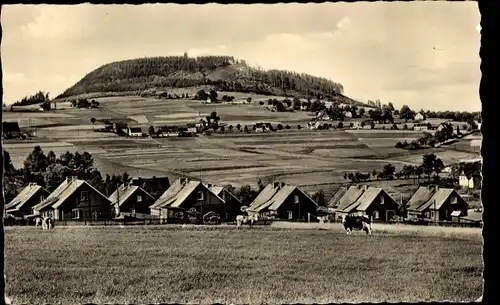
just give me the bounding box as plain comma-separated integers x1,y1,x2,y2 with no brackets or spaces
285,125,291,129
382,164,396,180
209,90,218,103
276,101,285,112
237,185,258,205
44,163,73,192
247,97,252,104
3,150,16,175
148,126,155,137
297,125,302,130
400,105,415,121
259,101,264,106
90,117,96,130
236,123,241,131
24,146,47,174
195,89,208,100
337,121,344,129
312,190,326,206
228,125,234,131
358,108,366,117
422,153,437,182
277,124,284,130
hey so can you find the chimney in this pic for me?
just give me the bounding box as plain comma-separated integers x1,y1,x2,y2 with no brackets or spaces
435,185,439,191
66,177,71,183
362,185,368,191
180,177,188,185
273,182,279,189
207,183,212,188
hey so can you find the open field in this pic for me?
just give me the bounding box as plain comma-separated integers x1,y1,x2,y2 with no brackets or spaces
5,225,482,304
5,94,480,190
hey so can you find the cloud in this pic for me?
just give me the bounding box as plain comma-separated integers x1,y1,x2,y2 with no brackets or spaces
336,16,352,30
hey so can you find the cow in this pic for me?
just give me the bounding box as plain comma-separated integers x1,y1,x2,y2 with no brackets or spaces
35,216,42,227
236,214,259,227
341,215,372,235
41,216,54,230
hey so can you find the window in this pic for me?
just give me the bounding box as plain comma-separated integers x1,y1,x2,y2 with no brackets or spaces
430,211,435,219
137,195,143,202
39,195,45,202
80,191,88,201
450,196,458,204
288,211,293,219
294,195,300,204
197,191,204,201
131,209,136,214
380,196,385,205
71,209,80,219
374,211,380,219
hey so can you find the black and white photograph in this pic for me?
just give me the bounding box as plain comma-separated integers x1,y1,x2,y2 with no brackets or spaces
1,2,483,304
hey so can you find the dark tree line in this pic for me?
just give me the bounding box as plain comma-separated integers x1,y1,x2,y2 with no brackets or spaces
57,55,345,100
3,147,138,203
12,91,49,107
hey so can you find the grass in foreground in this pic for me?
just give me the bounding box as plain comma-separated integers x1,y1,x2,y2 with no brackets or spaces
5,225,482,304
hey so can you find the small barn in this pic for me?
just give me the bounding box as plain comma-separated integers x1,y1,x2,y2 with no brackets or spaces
206,184,242,221
109,183,156,218
406,185,469,222
32,177,112,220
5,183,50,218
128,127,143,137
248,182,318,221
329,185,400,222
149,178,225,222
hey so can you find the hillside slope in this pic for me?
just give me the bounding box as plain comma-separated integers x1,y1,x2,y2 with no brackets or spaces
58,55,361,105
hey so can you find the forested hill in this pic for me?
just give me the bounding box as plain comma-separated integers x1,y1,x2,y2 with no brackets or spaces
58,55,359,103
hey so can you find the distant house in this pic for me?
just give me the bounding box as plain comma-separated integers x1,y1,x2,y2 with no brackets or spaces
128,127,143,137
5,183,50,218
254,123,267,133
247,182,318,221
31,177,112,220
344,111,353,118
2,122,21,139
300,105,308,111
149,178,225,222
406,185,469,221
186,123,197,134
458,171,481,190
109,183,156,218
307,120,321,130
328,185,400,222
414,113,425,121
205,184,242,221
413,122,430,131
112,122,128,135
157,126,180,137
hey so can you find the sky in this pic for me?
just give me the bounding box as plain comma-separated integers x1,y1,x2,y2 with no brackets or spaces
1,3,480,112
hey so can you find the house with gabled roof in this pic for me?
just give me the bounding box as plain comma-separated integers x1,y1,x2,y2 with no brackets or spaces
32,177,112,220
149,177,225,221
248,182,318,221
109,183,156,218
205,183,242,221
406,185,468,221
5,183,50,218
329,185,400,222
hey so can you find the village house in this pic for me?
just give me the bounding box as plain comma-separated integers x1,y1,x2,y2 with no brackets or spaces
328,185,400,222
414,113,425,121
343,111,353,118
157,126,182,137
127,127,143,137
458,171,482,190
2,122,21,139
186,123,197,134
5,183,50,218
149,178,225,222
307,120,321,130
31,177,112,221
413,122,430,131
205,184,243,221
254,122,267,132
112,122,128,135
406,185,469,222
247,182,318,221
109,183,156,218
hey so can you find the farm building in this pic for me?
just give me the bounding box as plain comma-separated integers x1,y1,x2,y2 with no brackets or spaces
205,184,242,221
413,122,430,131
112,122,128,135
2,121,21,139
328,185,400,222
414,113,425,121
5,183,50,218
247,182,318,221
127,127,143,137
149,178,225,222
186,123,197,134
157,126,182,137
458,171,481,190
109,183,156,218
406,185,469,222
31,177,112,220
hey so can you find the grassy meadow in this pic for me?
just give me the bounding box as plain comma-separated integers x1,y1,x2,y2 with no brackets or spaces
4,225,482,304
3,93,481,192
